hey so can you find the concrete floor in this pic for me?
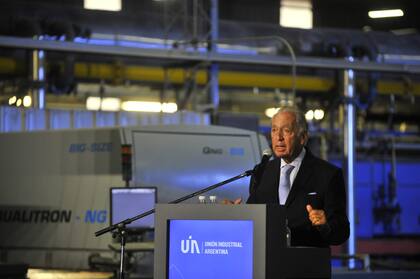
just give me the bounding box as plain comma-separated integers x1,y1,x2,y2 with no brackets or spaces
27,269,113,279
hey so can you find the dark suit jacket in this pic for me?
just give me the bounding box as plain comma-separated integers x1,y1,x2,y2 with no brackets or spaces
247,149,350,247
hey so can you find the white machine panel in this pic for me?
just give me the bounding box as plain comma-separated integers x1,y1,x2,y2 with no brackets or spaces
124,125,268,203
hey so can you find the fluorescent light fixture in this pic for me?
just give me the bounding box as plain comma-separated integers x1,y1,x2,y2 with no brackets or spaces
368,9,403,19
101,98,121,111
86,97,121,111
84,0,121,11
122,101,161,112
280,0,313,29
23,96,32,107
265,107,280,118
121,101,178,113
86,96,101,110
162,102,178,113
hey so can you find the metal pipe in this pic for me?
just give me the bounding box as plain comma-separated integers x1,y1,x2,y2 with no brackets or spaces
193,0,198,40
208,0,219,109
343,61,356,268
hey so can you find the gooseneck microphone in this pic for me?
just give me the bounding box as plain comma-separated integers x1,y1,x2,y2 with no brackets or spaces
260,148,273,168
249,149,272,196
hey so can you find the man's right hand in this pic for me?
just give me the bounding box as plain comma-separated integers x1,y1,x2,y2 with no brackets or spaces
222,197,242,205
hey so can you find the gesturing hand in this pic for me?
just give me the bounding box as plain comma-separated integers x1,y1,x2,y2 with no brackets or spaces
306,204,326,226
222,198,242,205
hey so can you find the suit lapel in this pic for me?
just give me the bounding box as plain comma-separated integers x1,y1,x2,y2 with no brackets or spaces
285,150,315,207
273,158,281,203
264,157,281,203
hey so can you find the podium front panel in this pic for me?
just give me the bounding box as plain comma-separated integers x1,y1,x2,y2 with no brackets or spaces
154,204,268,279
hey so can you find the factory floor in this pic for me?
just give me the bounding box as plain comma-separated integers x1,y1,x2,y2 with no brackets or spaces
23,268,420,279
28,269,113,279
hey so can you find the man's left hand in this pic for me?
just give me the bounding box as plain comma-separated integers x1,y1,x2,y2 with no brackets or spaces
222,197,242,205
306,205,326,226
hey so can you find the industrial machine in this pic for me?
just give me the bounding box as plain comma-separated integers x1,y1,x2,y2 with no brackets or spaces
0,125,269,269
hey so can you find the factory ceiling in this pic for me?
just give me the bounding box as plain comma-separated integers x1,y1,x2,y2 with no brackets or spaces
0,0,419,130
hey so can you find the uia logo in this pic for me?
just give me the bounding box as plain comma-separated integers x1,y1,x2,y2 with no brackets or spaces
181,235,201,254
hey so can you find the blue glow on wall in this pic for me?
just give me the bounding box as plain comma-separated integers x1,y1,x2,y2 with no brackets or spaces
332,159,420,237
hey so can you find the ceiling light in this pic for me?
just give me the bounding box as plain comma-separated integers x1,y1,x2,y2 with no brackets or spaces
23,96,32,107
305,110,314,121
368,9,404,19
86,97,121,111
280,0,313,29
122,101,161,112
86,96,101,110
84,0,121,12
399,122,407,133
314,109,325,120
8,96,17,105
101,98,121,111
16,98,22,107
265,107,280,118
121,101,178,113
162,103,178,113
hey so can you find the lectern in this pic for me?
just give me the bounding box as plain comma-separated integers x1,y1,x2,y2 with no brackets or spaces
154,204,331,279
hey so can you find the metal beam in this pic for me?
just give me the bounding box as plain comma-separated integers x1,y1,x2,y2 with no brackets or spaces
2,36,420,74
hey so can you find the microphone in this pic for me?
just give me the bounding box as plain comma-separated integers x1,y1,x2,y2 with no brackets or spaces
254,149,272,174
249,149,272,196
260,148,272,167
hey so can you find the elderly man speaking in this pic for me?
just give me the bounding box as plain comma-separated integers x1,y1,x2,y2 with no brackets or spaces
247,106,349,247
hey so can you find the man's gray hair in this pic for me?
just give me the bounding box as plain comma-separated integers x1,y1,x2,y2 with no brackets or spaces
273,106,308,136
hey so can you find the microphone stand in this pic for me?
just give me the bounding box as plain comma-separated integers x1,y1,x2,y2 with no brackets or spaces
95,169,254,279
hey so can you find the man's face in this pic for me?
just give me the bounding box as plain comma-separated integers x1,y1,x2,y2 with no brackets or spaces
271,111,306,163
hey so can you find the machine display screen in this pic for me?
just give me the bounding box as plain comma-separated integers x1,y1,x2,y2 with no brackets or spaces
110,187,156,230
167,219,253,279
